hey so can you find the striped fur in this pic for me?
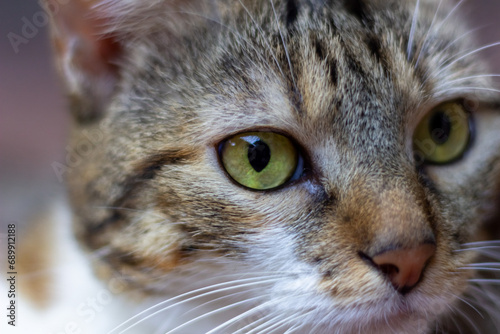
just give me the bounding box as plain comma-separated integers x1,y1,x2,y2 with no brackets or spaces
27,0,500,332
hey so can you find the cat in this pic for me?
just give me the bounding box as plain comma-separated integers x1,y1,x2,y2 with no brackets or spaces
8,0,500,333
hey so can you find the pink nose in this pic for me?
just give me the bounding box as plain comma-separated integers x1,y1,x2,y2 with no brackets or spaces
371,244,436,294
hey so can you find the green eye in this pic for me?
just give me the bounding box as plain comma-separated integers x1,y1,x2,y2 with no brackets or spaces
220,132,301,190
413,102,472,164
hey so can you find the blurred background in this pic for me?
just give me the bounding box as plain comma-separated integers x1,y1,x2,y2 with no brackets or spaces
1,0,500,231
1,1,68,228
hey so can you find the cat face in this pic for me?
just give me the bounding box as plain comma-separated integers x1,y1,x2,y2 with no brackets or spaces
48,0,500,332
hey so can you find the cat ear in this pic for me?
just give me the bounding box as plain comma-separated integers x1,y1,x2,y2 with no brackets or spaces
45,0,214,123
45,0,123,123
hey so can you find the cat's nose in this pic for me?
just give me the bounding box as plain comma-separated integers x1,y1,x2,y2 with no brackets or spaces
368,243,436,294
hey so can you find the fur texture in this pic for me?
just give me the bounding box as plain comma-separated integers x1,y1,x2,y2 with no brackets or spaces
17,0,500,333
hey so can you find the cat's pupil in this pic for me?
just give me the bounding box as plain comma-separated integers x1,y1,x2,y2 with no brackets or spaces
248,140,271,172
429,111,452,145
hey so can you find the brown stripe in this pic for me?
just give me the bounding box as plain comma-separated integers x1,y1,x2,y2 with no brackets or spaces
328,59,339,87
343,0,368,21
135,148,196,179
344,49,366,78
83,148,196,248
365,34,390,75
312,38,338,87
285,0,299,29
314,38,326,61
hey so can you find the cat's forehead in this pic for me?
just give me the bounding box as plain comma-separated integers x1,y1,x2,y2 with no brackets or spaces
118,0,486,157
157,1,468,141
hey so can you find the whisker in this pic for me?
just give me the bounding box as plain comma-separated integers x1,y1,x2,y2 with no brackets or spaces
469,279,500,285
439,300,463,334
232,313,276,334
415,0,442,67
420,26,486,85
283,321,303,334
175,10,277,73
184,285,266,316
462,240,500,247
463,262,500,267
460,267,500,272
121,284,276,334
454,295,484,320
107,276,284,334
308,308,334,333
207,290,310,334
236,0,286,79
382,309,396,334
433,42,500,78
455,247,500,258
246,312,290,334
434,86,500,97
471,249,500,260
269,0,296,88
407,0,421,60
207,301,281,334
416,0,466,67
164,295,265,334
465,285,500,332
435,74,500,91
447,299,482,334
441,26,487,54
252,316,292,334
255,310,314,334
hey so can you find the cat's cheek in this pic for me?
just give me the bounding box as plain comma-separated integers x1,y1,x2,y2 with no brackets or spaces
100,210,191,286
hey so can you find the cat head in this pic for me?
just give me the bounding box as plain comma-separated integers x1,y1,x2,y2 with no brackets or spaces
47,0,500,332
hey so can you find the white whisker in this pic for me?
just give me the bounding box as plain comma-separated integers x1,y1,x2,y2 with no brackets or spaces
435,74,500,89
164,295,265,334
236,0,286,78
462,240,500,247
118,283,276,333
252,315,292,334
255,310,314,334
469,279,500,285
420,26,486,84
407,0,421,60
465,285,500,332
185,285,266,316
434,86,500,95
434,42,500,78
417,0,466,66
107,276,284,334
455,295,484,320
175,10,278,73
270,0,296,88
464,262,500,267
232,313,276,334
461,267,500,272
455,247,500,257
439,300,463,334
246,312,289,334
438,26,485,57
207,300,280,334
447,298,482,334
283,321,303,334
415,0,442,67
